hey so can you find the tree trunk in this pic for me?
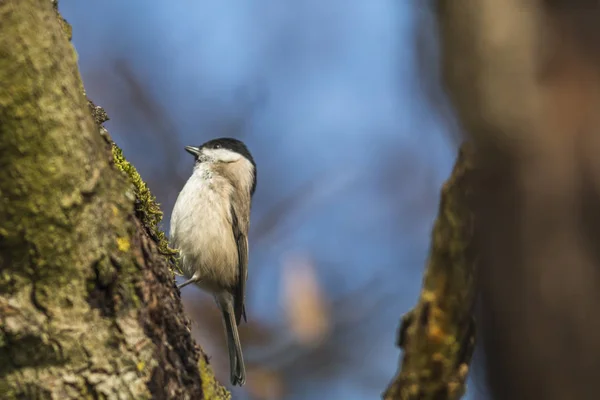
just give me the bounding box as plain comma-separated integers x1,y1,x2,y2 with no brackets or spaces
0,1,227,399
437,0,600,399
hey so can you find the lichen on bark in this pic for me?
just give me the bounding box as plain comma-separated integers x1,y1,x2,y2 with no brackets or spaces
0,0,222,398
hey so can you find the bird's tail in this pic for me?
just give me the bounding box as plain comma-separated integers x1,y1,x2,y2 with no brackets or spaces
222,304,246,386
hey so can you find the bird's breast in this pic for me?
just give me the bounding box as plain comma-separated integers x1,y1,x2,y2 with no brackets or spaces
170,172,238,291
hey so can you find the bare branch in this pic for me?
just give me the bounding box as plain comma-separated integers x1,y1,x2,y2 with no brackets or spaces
383,143,477,400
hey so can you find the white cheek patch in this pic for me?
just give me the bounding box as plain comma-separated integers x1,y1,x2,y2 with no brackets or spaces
233,158,255,193
201,148,242,163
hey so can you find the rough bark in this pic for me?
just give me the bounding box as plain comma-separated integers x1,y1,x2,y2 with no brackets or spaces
383,143,477,400
0,1,228,399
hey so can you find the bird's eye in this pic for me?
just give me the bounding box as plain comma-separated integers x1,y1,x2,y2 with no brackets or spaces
214,144,222,149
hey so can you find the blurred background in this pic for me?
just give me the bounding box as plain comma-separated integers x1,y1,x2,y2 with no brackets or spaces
59,1,467,399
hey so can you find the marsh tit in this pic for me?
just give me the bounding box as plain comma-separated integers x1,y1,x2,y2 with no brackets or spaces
170,137,257,386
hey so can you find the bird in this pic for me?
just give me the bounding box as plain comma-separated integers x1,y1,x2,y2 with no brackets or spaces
169,137,257,386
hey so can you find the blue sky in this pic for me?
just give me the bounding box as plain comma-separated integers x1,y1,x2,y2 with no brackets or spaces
59,1,471,399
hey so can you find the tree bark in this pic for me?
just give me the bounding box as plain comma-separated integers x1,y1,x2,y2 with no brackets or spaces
0,1,227,399
383,143,477,400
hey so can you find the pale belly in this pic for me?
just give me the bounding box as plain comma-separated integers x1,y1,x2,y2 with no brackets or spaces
170,173,238,293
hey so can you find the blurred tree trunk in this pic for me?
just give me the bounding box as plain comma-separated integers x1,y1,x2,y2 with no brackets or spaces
387,1,600,399
0,1,227,399
437,0,600,399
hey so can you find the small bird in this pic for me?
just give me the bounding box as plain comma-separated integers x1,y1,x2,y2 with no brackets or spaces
170,137,257,386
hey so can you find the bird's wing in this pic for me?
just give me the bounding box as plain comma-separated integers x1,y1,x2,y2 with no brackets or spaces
230,204,248,325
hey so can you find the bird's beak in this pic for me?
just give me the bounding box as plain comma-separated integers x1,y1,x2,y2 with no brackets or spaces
185,146,201,157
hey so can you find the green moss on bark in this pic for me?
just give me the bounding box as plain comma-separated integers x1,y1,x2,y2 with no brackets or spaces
198,355,231,400
111,144,180,274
